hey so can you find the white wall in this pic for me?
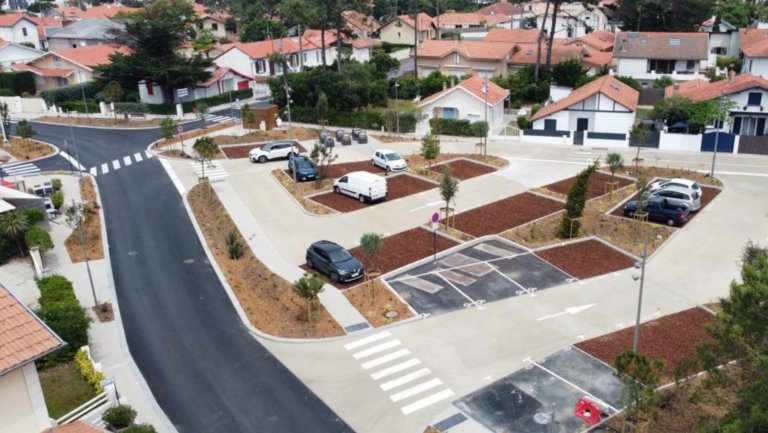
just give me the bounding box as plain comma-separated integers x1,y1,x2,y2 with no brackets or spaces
531,110,569,130
586,111,634,134
726,88,768,110
0,21,40,49
659,131,702,152
549,85,572,102
521,130,573,145
744,56,768,76
0,365,52,433
418,88,505,133
568,111,595,130
351,46,371,63
214,48,255,78
138,81,166,104
0,44,43,70
616,58,647,76
583,136,628,148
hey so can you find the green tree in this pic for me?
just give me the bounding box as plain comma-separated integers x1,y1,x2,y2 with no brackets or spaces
439,167,459,221
102,81,124,103
651,96,694,126
0,210,29,255
159,117,178,141
241,105,255,130
102,404,137,430
614,75,642,91
316,92,329,124
652,75,675,88
614,350,665,423
309,142,338,189
606,152,624,177
37,275,77,307
629,123,651,147
716,0,752,27
292,272,325,324
192,29,216,58
552,59,587,88
0,101,10,133
196,102,209,126
193,137,218,167
122,424,158,433
617,0,714,32
24,224,53,253
359,233,383,273
370,53,400,79
50,191,64,210
689,98,736,132
420,134,440,168
16,119,37,150
558,162,597,238
239,18,286,43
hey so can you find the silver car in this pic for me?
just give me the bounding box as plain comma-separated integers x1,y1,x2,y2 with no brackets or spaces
650,185,701,211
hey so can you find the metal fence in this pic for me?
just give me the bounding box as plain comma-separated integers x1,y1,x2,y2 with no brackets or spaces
638,88,665,106
523,129,571,137
738,135,768,155
587,132,627,140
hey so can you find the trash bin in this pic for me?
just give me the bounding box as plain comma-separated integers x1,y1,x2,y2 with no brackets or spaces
341,133,352,146
357,132,368,144
324,136,335,147
351,127,362,140
335,129,345,141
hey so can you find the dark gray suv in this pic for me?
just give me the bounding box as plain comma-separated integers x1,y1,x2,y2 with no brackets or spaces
306,240,364,283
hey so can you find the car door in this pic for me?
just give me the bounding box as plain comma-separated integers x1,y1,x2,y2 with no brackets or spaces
311,247,329,272
337,176,353,196
373,151,384,168
273,143,288,158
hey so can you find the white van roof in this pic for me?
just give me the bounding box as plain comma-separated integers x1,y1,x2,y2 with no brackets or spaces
346,171,384,181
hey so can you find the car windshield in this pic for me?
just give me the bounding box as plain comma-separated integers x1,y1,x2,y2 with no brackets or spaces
328,248,352,263
385,152,401,161
260,143,271,150
296,160,313,168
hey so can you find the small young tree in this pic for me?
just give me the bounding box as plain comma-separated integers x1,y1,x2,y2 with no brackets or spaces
193,136,219,182
0,210,30,255
421,133,440,168
606,152,624,177
557,162,597,239
196,102,209,127
614,350,664,424
316,92,329,124
439,167,459,223
310,142,338,189
102,404,137,430
292,272,325,324
16,119,37,152
159,117,177,141
241,105,255,131
225,231,244,260
50,191,64,210
359,233,383,272
629,123,651,146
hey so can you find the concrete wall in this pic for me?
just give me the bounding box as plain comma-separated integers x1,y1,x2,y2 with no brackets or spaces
659,131,702,152
521,131,573,145
743,56,768,76
0,364,52,433
0,96,47,113
583,136,628,148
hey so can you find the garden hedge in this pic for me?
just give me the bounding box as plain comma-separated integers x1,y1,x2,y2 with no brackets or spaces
429,118,488,137
0,71,35,95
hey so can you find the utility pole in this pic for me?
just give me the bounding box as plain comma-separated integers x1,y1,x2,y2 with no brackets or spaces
710,90,726,178
394,81,400,134
68,111,82,179
412,0,419,78
73,198,99,307
632,231,649,353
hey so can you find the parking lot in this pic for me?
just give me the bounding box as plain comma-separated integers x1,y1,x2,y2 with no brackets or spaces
384,238,576,316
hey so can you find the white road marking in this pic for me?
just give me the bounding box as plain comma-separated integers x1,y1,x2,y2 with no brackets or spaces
123,156,132,166
401,390,455,415
436,273,483,309
525,359,617,412
112,159,120,170
145,151,153,159
159,158,185,196
389,378,443,402
370,358,421,380
380,368,431,391
344,331,391,350
59,151,86,171
537,304,597,321
101,163,109,174
89,167,97,176
408,201,442,213
352,340,402,360
361,349,411,370
134,152,143,162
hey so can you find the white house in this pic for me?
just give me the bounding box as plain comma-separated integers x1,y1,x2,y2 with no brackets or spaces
700,17,739,67
433,12,511,40
613,31,709,84
0,283,65,433
739,27,768,77
0,41,43,71
0,14,42,49
523,2,609,38
139,66,252,104
529,75,638,147
417,74,509,134
379,13,437,46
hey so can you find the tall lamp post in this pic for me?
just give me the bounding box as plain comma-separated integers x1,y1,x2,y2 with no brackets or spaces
77,71,89,119
72,199,98,307
632,230,661,352
482,76,489,156
394,81,400,134
710,90,727,178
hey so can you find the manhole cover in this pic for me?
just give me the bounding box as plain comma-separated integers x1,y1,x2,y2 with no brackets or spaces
384,310,399,319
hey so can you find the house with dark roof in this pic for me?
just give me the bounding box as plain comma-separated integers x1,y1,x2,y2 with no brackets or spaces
45,19,122,51
613,32,709,84
527,75,638,147
379,13,436,46
738,27,768,77
417,74,508,134
0,283,65,432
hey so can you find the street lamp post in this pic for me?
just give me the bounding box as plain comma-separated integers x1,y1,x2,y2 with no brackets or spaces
394,81,400,134
632,233,649,353
72,199,99,307
284,85,292,130
710,90,727,178
77,71,89,119
0,110,8,146
482,76,489,156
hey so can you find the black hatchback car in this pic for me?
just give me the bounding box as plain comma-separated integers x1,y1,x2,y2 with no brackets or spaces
306,240,364,283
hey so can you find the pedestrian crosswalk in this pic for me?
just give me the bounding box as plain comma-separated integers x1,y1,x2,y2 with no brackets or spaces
204,114,234,124
0,160,40,177
88,151,154,176
192,160,228,182
345,331,454,416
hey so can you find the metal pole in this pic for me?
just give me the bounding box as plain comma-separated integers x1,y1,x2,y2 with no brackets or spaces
78,71,89,119
432,226,436,261
285,86,292,130
632,232,648,353
68,112,83,178
710,91,725,178
483,77,489,155
0,110,8,145
74,199,98,307
229,90,235,121
64,140,73,174
395,81,400,134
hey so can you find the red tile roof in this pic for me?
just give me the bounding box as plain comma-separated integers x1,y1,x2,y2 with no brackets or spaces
416,40,514,61
221,33,337,59
509,42,582,65
0,284,64,376
0,13,37,27
196,67,250,87
436,12,508,26
342,10,380,34
531,75,639,121
570,30,616,51
11,64,73,77
477,2,523,17
484,28,540,44
419,74,509,107
581,47,613,68
56,4,138,19
664,73,768,101
352,38,378,49
24,14,64,40
44,421,108,433
739,28,768,58
52,45,129,69
614,31,708,60
396,12,435,30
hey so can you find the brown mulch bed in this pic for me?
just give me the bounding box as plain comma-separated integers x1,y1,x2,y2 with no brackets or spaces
343,279,413,327
213,126,320,144
220,142,308,159
35,115,163,127
65,177,104,262
609,185,722,226
576,307,715,382
540,171,635,201
627,165,723,188
430,158,497,180
2,138,55,160
188,182,343,338
405,153,508,182
535,239,635,279
271,169,336,215
324,161,384,179
309,174,435,213
453,192,563,238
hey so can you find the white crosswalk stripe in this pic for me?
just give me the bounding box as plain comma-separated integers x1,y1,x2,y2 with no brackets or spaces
90,167,97,176
90,151,154,177
0,161,40,176
205,114,232,124
134,152,143,162
101,163,109,174
345,331,454,416
192,161,229,182
123,156,132,166
112,159,120,170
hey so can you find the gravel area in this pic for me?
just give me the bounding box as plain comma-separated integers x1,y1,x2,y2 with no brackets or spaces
309,174,436,213
430,159,498,180
535,239,635,279
453,192,563,237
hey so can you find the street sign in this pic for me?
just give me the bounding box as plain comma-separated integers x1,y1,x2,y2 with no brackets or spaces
176,88,189,98
431,211,440,230
178,126,184,133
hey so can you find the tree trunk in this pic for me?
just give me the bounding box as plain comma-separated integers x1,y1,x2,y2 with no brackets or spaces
336,15,343,72
307,299,312,324
546,0,561,69
320,24,327,67
534,0,551,81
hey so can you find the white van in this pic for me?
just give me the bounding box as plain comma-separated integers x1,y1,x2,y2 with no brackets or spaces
333,171,388,203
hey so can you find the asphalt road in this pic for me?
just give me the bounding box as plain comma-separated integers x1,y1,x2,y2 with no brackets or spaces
27,116,355,433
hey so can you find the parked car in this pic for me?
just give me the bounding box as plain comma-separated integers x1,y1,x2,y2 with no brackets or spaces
648,178,702,198
650,185,701,211
249,140,298,163
623,197,690,226
306,240,364,283
333,171,388,203
287,155,317,181
371,149,407,172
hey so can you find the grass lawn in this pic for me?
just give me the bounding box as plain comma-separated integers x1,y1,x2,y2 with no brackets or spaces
38,362,97,419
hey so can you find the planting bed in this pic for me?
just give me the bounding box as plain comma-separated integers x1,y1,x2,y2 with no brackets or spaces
453,192,563,238
609,185,722,226
220,142,308,159
535,239,636,279
343,279,414,327
576,307,715,382
309,174,436,213
430,158,497,180
324,161,384,179
541,171,635,200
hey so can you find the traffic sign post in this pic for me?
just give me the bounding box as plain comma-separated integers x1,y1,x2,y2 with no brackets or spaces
431,212,440,261
178,125,185,156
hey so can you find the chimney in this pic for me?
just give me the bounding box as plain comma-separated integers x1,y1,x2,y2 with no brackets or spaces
673,84,679,95
728,68,736,82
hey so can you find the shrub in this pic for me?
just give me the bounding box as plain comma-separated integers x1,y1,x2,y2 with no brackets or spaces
36,302,90,364
114,102,150,114
226,231,244,260
102,404,137,430
614,75,642,91
24,224,53,252
0,236,12,265
22,207,45,224
50,191,64,210
37,275,77,307
51,178,62,191
716,57,742,72
74,348,105,393
510,100,523,109
530,104,542,116
517,115,528,129
122,424,158,433
558,162,597,238
59,100,100,114
39,81,98,107
429,118,487,137
652,75,675,88
0,71,35,96
0,88,14,96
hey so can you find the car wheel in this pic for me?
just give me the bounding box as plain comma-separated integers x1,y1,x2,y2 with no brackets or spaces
306,257,314,269
667,218,676,226
258,155,267,163
627,211,634,218
359,194,366,203
330,272,340,283
385,166,392,173
334,186,340,194
371,159,376,166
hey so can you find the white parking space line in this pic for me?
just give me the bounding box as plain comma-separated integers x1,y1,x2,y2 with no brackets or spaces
134,152,143,162
112,160,120,170
89,167,97,176
101,163,109,174
361,349,411,370
389,378,443,402
344,331,391,350
526,359,617,412
380,368,431,391
370,358,421,380
491,267,536,296
352,340,401,360
400,389,455,415
388,253,521,283
123,156,132,166
436,273,482,309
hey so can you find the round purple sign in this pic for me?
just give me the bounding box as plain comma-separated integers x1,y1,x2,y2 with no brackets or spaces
431,212,440,223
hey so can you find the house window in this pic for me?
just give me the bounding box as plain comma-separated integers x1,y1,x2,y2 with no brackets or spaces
255,59,266,74
211,23,219,31
647,59,675,74
567,26,574,38
302,52,307,63
453,52,460,64
315,51,320,62
147,84,154,95
686,60,696,70
53,56,61,67
711,47,727,55
747,92,762,106
22,27,28,37
544,119,557,130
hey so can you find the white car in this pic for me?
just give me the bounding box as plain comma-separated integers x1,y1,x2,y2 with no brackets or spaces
648,178,703,199
371,149,407,172
333,171,388,203
249,140,298,163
